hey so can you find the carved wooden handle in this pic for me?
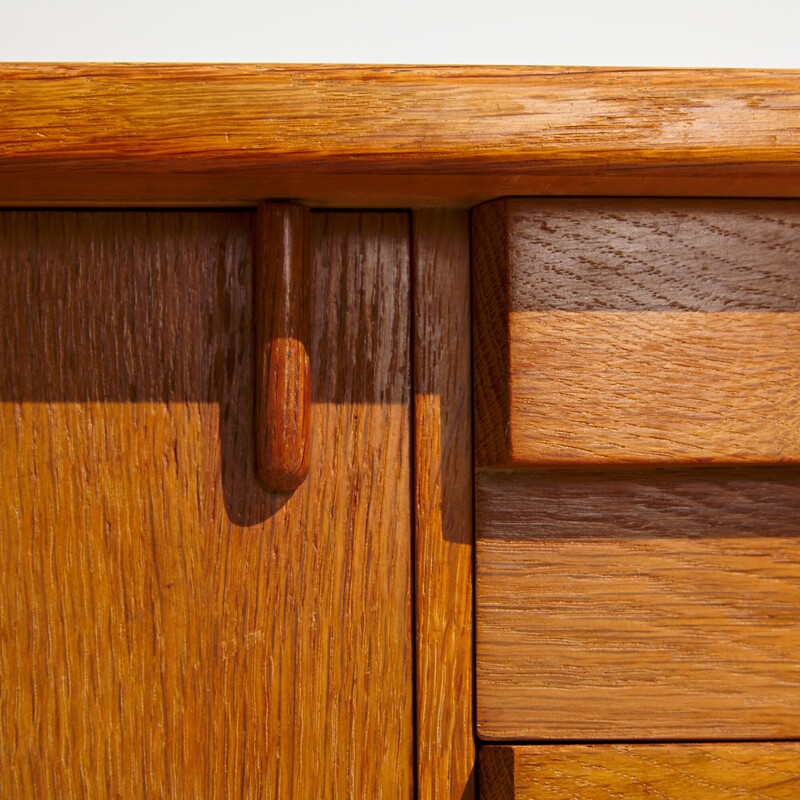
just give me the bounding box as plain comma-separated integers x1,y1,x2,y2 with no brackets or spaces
255,202,310,491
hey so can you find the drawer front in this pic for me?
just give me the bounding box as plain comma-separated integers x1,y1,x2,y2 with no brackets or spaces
476,468,800,739
473,199,800,468
473,200,800,740
479,744,800,799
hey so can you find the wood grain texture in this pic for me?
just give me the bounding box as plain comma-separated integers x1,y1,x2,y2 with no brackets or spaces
510,311,800,464
479,744,800,800
254,202,310,491
475,467,800,740
1,65,800,205
0,210,414,797
412,210,475,800
473,200,800,467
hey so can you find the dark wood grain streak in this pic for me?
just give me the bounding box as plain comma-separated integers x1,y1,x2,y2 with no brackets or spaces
472,200,512,467
480,744,800,800
472,200,800,467
254,202,310,491
0,209,414,797
476,467,800,740
412,209,475,800
2,65,800,205
477,467,800,540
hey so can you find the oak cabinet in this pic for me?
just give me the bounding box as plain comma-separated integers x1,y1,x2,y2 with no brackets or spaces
2,65,800,799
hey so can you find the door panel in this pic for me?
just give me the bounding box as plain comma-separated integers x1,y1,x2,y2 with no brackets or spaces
0,210,414,797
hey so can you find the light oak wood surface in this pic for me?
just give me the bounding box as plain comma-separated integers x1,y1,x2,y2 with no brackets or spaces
479,744,800,800
412,209,476,800
1,65,800,205
476,467,800,740
473,199,800,467
0,210,414,797
509,310,800,464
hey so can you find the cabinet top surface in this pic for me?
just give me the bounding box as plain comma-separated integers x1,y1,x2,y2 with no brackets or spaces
2,64,800,206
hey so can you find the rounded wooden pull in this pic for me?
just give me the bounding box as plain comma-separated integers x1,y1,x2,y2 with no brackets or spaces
255,202,310,492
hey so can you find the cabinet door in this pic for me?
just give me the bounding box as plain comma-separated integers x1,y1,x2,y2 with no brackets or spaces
0,210,414,797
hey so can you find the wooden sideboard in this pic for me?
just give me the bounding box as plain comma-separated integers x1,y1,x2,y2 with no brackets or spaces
1,65,799,799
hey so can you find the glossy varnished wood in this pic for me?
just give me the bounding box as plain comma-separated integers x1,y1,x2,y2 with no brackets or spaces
473,199,800,466
475,467,800,739
479,744,800,800
254,202,310,491
2,65,800,205
0,210,414,796
412,210,475,800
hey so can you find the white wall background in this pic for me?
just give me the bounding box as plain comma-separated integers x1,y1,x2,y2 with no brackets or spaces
2,0,799,67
